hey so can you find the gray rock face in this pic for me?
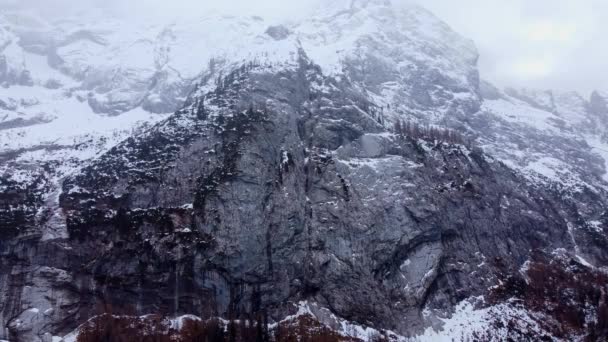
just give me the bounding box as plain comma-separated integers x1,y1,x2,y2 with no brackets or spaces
1,2,607,341
589,91,608,125
0,56,33,87
265,26,291,40
2,49,605,341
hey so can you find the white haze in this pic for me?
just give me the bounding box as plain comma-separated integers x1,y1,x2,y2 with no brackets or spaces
2,0,607,94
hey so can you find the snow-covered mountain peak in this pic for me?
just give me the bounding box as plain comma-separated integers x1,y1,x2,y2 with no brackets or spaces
0,0,483,192
1,0,480,116
3,3,608,342
0,0,488,188
295,0,480,125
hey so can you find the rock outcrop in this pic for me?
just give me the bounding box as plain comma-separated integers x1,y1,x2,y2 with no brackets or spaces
1,1,607,341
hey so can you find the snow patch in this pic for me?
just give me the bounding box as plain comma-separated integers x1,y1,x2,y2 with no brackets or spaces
418,300,554,341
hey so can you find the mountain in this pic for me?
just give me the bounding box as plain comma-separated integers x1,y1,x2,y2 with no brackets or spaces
1,1,607,341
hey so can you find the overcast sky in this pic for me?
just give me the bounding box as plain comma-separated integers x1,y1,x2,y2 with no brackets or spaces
3,0,607,94
421,0,608,95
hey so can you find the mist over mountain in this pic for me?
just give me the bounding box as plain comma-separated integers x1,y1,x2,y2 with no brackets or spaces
4,0,608,93
1,1,607,341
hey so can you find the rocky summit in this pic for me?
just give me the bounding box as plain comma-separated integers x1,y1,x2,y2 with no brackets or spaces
1,0,607,341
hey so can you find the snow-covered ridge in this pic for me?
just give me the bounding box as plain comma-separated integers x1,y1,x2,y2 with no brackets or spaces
477,85,608,193
1,0,478,116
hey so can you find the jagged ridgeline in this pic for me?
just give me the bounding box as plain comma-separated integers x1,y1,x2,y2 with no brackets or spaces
1,0,608,341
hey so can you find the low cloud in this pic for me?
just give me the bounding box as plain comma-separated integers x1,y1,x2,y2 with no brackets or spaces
422,0,608,94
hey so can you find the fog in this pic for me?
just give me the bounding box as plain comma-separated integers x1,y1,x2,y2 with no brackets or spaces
422,0,608,94
2,0,607,94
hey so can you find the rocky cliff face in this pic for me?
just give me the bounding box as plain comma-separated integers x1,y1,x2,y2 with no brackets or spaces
1,1,608,341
